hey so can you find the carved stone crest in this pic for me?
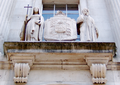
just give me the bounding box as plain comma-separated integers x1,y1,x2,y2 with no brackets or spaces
44,11,77,41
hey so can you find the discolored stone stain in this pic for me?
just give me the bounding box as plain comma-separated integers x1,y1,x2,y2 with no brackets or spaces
4,42,116,55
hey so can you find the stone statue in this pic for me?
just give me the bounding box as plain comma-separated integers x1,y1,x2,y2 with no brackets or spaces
77,8,99,41
20,7,44,41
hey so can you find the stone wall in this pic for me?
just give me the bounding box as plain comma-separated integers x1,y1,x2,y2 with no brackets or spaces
105,0,120,58
0,0,120,85
87,0,114,42
0,69,119,85
0,0,14,40
0,0,15,53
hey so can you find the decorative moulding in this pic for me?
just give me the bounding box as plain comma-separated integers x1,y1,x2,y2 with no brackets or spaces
7,54,35,83
10,56,35,67
90,64,107,84
85,56,109,84
14,63,30,83
85,56,110,66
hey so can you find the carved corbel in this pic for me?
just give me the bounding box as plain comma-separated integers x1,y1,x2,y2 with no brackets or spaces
14,63,30,83
85,56,109,84
90,64,107,83
8,55,35,83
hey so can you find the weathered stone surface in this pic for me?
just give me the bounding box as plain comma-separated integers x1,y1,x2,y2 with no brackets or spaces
4,42,116,54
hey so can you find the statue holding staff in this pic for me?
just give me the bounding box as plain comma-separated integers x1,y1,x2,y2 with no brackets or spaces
20,5,44,41
20,4,32,41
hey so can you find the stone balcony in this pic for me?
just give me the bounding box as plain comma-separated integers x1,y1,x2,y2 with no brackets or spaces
3,41,117,83
3,41,116,70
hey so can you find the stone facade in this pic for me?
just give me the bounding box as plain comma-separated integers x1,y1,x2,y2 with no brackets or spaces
0,0,120,85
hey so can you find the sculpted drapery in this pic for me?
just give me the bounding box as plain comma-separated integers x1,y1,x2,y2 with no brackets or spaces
20,7,98,42
20,7,44,41
77,8,99,41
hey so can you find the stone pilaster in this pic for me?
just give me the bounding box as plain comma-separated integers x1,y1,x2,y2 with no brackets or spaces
79,0,88,14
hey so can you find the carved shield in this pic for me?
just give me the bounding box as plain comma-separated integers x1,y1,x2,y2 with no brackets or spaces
44,13,77,41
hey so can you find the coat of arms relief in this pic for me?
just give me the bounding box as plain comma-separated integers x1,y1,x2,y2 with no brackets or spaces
44,11,77,41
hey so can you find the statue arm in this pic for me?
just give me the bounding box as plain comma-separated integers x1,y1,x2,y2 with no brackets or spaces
92,18,99,38
39,16,44,41
35,20,41,25
20,15,29,41
26,15,31,23
20,22,26,41
95,26,99,38
77,15,84,24
19,15,32,41
77,15,84,35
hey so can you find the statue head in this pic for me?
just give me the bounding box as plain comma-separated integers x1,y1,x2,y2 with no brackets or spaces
82,8,89,16
33,7,39,15
56,11,65,15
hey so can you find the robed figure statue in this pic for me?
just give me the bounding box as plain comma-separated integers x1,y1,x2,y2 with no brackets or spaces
77,8,99,41
20,7,44,41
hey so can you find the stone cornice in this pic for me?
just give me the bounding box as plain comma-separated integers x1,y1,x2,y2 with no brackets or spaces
4,42,116,55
